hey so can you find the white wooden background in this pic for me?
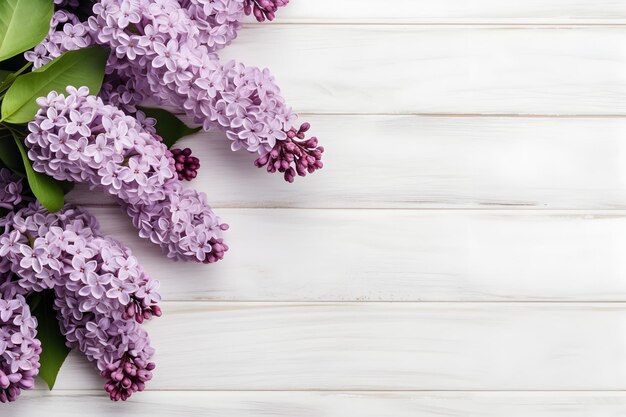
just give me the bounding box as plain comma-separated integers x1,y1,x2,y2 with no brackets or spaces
7,1,626,415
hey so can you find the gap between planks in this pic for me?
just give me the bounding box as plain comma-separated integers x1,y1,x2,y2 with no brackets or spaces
20,389,626,392
245,23,626,27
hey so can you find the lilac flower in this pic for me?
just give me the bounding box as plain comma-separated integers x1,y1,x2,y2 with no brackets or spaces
106,278,138,305
0,232,20,258
78,273,112,299
65,110,93,136
69,257,98,283
116,33,146,60
152,40,180,71
26,87,228,263
85,135,115,164
0,300,20,323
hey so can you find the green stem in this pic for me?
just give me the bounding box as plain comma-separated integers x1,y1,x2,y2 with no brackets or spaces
0,61,32,95
0,122,24,137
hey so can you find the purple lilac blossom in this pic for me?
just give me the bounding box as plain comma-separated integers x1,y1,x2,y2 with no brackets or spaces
0,276,41,403
25,86,228,262
53,287,155,401
27,0,323,181
87,0,292,153
88,0,323,180
123,180,229,263
0,176,159,401
0,202,161,322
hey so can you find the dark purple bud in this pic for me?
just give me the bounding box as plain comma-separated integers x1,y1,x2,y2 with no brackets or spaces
244,0,289,22
171,148,200,181
253,120,324,182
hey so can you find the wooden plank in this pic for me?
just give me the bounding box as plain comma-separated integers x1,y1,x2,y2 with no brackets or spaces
217,26,626,115
10,391,626,416
41,302,626,390
67,116,626,209
257,1,626,24
79,207,626,302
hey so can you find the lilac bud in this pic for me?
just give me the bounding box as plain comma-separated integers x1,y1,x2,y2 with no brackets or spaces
171,148,200,182
244,0,288,22
254,123,325,182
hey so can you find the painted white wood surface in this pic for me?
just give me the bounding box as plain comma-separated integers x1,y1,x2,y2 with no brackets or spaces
68,116,626,209
36,303,626,390
86,207,626,302
9,1,626,416
218,26,626,115
8,392,626,417
264,1,626,24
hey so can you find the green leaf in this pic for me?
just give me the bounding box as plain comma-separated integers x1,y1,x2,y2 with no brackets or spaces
14,136,64,212
1,46,110,124
0,0,53,62
27,290,71,390
0,131,24,173
138,106,202,148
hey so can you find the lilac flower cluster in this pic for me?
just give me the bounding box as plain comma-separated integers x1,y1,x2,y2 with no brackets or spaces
89,0,300,154
27,0,324,182
0,281,41,403
26,86,175,206
124,180,229,263
26,86,228,263
0,201,162,323
54,287,155,401
0,201,160,400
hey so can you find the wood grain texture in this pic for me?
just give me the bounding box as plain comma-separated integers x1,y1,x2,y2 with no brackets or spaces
8,2,626,414
83,207,626,302
261,1,626,24
10,391,626,417
68,116,626,209
217,26,626,115
39,302,626,390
